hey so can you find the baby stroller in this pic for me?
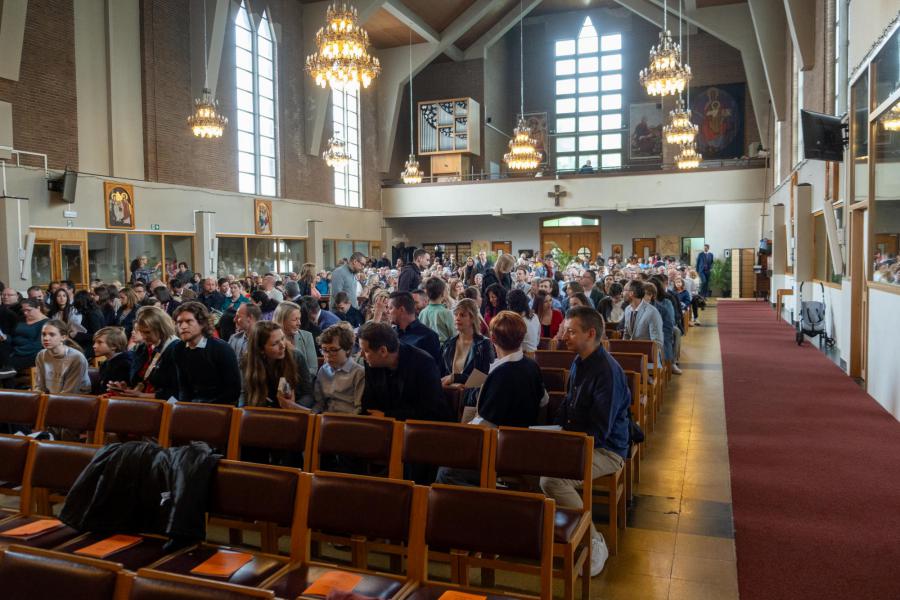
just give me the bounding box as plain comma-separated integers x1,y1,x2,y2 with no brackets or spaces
795,282,835,347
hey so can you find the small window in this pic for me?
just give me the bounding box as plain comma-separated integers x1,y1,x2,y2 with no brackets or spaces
542,216,599,227
555,39,576,56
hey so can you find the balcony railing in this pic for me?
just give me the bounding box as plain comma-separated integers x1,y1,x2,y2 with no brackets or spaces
381,156,768,187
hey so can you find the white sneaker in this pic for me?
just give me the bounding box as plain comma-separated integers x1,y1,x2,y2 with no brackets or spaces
590,536,609,576
672,364,683,375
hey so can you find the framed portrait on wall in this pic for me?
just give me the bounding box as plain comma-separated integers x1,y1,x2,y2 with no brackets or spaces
611,244,624,257
628,102,663,161
255,199,273,235
104,182,135,230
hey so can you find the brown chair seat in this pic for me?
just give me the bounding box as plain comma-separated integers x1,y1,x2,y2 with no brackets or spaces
128,569,274,599
0,546,120,599
553,507,584,544
166,403,234,452
265,564,405,599
403,584,532,600
0,391,43,429
0,515,81,549
42,394,102,439
54,533,172,571
149,545,283,588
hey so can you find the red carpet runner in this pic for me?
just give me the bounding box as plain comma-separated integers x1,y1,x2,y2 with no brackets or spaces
717,301,900,600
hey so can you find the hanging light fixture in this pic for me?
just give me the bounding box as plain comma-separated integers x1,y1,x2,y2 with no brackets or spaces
305,2,381,90
322,136,350,167
639,0,691,96
401,33,421,184
663,2,696,145
188,0,227,138
675,141,702,169
881,101,900,131
504,0,542,171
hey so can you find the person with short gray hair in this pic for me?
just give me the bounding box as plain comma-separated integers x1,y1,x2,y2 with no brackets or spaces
329,252,366,310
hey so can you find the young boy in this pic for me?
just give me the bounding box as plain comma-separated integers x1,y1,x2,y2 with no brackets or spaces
92,326,133,395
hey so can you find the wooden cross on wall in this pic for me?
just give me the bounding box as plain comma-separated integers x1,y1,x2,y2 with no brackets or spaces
548,184,567,207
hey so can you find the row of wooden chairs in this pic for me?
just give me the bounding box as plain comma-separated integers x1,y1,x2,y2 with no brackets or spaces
0,437,556,599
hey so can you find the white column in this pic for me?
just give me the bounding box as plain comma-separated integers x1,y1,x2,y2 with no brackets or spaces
0,195,31,290
194,211,217,278
74,0,111,175
307,219,323,271
107,0,145,179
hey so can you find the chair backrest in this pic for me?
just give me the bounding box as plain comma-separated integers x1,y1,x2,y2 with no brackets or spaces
312,413,401,477
534,350,576,370
442,386,465,422
230,407,313,467
208,460,300,530
539,367,568,393
128,568,274,599
0,390,43,429
608,339,657,366
95,397,169,443
0,546,122,600
625,371,641,417
305,472,416,545
546,391,566,424
610,352,648,391
23,440,100,514
165,402,235,452
537,337,554,350
493,427,593,509
402,420,490,485
425,484,553,563
40,394,102,438
0,434,31,488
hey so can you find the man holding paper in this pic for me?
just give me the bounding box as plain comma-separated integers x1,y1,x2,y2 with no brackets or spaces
541,306,631,577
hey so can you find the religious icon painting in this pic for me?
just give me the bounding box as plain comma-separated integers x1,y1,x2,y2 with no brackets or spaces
254,199,273,235
104,182,136,230
690,83,745,159
629,103,664,161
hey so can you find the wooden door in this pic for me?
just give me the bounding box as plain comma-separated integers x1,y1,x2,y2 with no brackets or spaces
570,232,600,260
57,241,88,288
633,238,656,259
542,233,571,257
491,241,512,256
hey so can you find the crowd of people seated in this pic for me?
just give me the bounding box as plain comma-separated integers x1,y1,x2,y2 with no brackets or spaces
0,246,705,575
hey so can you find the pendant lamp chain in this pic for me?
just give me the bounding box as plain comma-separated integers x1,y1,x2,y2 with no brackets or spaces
504,0,542,172
401,31,422,184
188,0,228,138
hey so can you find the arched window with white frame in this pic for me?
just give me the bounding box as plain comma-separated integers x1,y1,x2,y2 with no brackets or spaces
554,17,624,171
235,2,278,196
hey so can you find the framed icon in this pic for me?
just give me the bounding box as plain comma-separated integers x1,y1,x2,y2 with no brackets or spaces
255,199,273,235
104,182,136,230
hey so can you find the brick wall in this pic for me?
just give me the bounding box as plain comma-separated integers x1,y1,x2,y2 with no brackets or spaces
0,0,78,170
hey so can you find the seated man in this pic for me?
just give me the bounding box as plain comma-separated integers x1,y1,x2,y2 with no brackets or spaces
228,302,261,359
383,291,441,364
172,302,241,405
417,277,456,344
358,321,450,422
331,291,365,328
299,295,341,331
541,306,631,577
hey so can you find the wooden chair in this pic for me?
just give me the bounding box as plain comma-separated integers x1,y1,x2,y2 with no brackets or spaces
590,459,626,557
311,413,403,479
622,371,643,505
0,545,126,599
535,350,576,370
37,393,102,443
227,406,314,471
0,440,99,550
540,367,568,393
145,460,302,586
491,427,594,600
0,434,31,514
537,337,555,350
546,391,567,425
608,339,663,411
124,568,274,599
93,396,171,444
610,352,652,433
162,402,238,454
0,390,44,432
401,420,492,487
414,484,554,600
442,386,466,423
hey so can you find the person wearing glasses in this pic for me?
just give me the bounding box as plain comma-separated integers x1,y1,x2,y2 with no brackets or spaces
330,252,366,311
312,322,365,414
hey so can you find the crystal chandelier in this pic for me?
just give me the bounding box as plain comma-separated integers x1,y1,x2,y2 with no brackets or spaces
401,34,421,184
189,1,226,138
322,137,349,168
305,3,381,90
189,88,228,138
504,0,542,171
882,102,900,131
675,141,702,169
639,0,690,96
664,98,697,145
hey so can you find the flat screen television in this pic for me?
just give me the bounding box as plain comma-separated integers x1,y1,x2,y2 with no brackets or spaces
801,109,846,161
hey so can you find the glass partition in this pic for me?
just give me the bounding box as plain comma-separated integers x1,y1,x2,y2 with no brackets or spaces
247,237,277,275
852,76,869,202
323,240,336,270
164,235,194,280
872,106,900,285
88,233,126,284
218,237,247,278
872,28,899,109
278,238,306,274
353,241,370,256
336,240,354,263
31,243,53,286
127,234,163,283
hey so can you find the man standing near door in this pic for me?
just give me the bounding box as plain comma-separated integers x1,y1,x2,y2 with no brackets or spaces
696,244,714,298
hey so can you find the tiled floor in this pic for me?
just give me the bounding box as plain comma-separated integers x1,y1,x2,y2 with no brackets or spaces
591,302,738,600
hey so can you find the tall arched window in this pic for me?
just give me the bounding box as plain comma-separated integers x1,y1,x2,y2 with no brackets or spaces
236,2,278,196
333,86,361,207
554,17,623,171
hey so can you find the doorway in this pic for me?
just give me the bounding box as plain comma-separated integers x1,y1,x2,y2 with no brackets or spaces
539,215,601,258
31,229,90,289
633,238,656,259
491,241,512,256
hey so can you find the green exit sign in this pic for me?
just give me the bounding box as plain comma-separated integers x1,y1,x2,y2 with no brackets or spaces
151,224,160,231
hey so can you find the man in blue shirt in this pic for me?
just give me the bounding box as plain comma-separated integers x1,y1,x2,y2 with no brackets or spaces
696,244,714,297
386,291,441,365
541,306,631,577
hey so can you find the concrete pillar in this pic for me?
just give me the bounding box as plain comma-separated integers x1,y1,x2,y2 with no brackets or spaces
194,211,216,278
380,225,393,263
0,195,31,291
107,0,145,179
307,220,323,271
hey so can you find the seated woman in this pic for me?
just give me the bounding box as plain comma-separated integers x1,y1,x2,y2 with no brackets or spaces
221,280,250,313
436,310,547,486
107,306,180,400
33,319,91,394
91,326,132,395
272,302,317,378
239,321,313,409
507,289,540,356
439,298,494,416
115,287,138,340
6,298,48,373
597,282,625,325
533,290,563,338
50,288,81,328
312,322,364,414
482,283,508,327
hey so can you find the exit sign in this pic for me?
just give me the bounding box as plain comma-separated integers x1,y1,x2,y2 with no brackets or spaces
151,224,160,231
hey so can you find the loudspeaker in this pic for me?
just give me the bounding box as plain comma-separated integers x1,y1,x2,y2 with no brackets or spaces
47,169,77,202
